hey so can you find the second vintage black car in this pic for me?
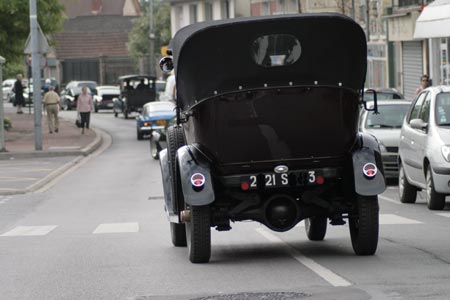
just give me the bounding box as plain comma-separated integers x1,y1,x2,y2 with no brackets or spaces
159,14,386,263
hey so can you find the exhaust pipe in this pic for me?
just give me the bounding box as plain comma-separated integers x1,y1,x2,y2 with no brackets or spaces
264,194,299,232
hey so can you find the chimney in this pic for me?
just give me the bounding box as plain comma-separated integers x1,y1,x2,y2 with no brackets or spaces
92,0,103,15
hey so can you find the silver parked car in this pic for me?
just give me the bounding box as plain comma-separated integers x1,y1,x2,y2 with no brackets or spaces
359,100,411,179
399,86,450,210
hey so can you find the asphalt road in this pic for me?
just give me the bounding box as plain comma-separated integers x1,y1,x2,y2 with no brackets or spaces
1,110,450,300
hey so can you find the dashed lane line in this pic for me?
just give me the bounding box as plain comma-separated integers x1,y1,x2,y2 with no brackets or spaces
1,225,58,237
296,214,423,227
436,213,450,218
256,228,352,287
93,222,140,234
379,195,400,205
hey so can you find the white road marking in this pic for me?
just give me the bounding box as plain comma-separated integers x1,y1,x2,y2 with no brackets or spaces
436,213,450,218
255,228,352,287
0,196,12,204
379,214,422,225
379,195,400,205
1,225,58,237
93,222,139,234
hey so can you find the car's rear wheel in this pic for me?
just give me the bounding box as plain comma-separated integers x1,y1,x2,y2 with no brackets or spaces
186,205,211,263
399,163,417,204
426,166,445,210
136,129,144,140
349,195,379,255
305,216,327,241
167,125,187,247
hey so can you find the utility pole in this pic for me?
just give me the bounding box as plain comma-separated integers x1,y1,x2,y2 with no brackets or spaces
0,56,6,152
351,0,355,19
366,0,370,41
149,0,155,77
30,0,43,150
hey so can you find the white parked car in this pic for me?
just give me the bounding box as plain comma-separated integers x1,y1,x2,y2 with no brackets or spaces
2,79,16,101
399,86,450,210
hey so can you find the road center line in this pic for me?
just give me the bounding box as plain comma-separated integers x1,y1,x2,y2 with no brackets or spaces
255,228,352,287
379,195,400,205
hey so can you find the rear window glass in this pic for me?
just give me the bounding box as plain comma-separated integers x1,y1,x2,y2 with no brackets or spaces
252,34,301,67
150,103,175,113
436,92,450,125
365,104,410,129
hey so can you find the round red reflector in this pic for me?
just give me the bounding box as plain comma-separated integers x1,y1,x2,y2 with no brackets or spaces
316,176,324,185
363,163,378,179
241,181,250,190
191,173,206,187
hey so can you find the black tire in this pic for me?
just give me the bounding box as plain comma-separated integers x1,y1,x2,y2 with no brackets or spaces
167,125,187,247
186,205,211,263
305,216,327,241
136,129,144,140
170,222,187,247
150,138,159,160
94,107,98,113
349,195,379,255
426,166,446,210
399,163,417,204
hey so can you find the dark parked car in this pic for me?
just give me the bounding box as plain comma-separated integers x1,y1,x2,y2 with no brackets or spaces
93,86,120,112
158,14,386,263
113,75,157,119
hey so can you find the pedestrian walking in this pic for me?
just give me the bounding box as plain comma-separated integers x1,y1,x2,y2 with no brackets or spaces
43,86,60,133
76,86,93,134
13,74,25,114
415,74,431,95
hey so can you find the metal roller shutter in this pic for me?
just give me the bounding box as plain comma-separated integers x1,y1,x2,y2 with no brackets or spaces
402,41,423,100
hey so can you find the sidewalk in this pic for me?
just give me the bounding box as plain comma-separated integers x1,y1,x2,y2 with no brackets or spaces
0,109,104,195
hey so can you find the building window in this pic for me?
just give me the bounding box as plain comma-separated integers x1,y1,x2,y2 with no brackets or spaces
205,2,213,21
176,5,184,29
276,0,286,14
189,4,197,24
261,1,270,16
287,0,298,13
221,0,230,19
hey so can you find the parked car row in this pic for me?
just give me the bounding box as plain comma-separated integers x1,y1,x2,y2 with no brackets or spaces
360,86,450,211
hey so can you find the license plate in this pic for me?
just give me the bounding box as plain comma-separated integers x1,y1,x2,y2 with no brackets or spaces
156,120,167,126
241,170,323,189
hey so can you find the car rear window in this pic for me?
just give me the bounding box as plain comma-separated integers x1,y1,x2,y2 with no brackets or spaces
365,104,410,129
251,34,301,67
149,103,174,113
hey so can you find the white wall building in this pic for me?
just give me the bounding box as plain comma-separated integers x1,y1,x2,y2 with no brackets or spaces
168,0,250,36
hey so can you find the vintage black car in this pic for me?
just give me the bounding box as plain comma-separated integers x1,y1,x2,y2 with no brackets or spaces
113,75,157,119
159,14,386,263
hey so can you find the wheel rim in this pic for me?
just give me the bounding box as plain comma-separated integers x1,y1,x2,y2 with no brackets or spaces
150,139,158,157
426,171,432,204
399,166,404,197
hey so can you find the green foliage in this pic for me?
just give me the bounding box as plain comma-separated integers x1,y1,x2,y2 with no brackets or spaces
129,0,171,58
0,0,65,78
3,118,12,131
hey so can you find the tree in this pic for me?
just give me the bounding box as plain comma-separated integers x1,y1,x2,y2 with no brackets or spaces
0,0,65,78
129,0,171,59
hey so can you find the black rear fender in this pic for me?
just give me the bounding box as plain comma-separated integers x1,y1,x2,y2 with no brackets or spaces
177,145,215,206
352,132,386,196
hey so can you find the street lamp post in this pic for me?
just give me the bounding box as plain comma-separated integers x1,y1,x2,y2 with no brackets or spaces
0,56,6,152
149,0,155,77
30,0,43,151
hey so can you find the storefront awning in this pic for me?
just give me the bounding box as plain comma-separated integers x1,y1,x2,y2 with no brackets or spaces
414,0,450,39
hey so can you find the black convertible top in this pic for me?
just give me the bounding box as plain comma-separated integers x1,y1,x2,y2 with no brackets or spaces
169,13,367,110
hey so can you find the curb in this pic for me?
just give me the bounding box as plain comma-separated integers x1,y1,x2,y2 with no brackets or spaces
0,128,109,196
0,128,102,160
